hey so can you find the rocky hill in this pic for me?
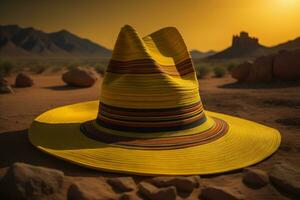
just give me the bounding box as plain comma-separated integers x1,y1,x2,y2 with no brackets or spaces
0,25,112,59
208,31,300,60
190,50,216,59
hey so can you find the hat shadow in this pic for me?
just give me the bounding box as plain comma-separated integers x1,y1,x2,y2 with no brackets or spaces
42,85,89,91
219,80,300,89
0,129,114,177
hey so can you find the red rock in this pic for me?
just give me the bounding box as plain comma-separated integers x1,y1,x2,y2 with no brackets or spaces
0,162,64,200
243,168,269,188
231,62,252,82
15,72,33,87
62,67,97,87
0,77,13,93
200,185,244,200
138,182,176,200
273,49,300,81
120,192,142,200
246,56,273,82
269,163,300,196
150,176,200,193
107,177,136,192
68,179,117,200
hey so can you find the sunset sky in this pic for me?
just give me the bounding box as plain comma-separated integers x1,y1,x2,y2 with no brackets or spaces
1,0,300,51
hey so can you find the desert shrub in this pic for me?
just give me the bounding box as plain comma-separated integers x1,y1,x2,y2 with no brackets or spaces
67,63,79,70
0,60,15,77
50,65,63,73
196,65,210,79
94,64,107,75
213,66,226,78
227,63,236,72
29,64,48,74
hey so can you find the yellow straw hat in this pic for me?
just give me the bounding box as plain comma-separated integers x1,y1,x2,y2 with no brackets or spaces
29,25,281,175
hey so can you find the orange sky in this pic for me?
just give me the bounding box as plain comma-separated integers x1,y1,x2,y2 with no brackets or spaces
1,0,300,51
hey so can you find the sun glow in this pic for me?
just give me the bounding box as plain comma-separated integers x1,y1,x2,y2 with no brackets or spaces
277,0,298,8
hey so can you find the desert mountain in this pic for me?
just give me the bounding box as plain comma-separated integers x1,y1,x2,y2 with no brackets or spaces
208,31,300,60
0,25,112,59
190,50,216,59
269,37,300,53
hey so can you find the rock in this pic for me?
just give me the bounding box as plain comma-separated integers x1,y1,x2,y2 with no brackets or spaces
15,72,34,87
120,192,142,200
0,77,13,93
211,32,261,59
107,177,136,192
150,176,200,193
273,49,300,81
68,179,117,200
0,162,64,200
268,163,300,196
246,55,273,82
138,182,176,200
231,62,252,82
242,168,269,188
62,67,97,87
232,32,260,50
201,185,244,200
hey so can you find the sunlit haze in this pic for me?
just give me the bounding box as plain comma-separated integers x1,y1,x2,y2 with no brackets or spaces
1,0,300,51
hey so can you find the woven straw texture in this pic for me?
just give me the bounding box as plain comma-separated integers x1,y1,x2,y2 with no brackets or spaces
29,25,281,175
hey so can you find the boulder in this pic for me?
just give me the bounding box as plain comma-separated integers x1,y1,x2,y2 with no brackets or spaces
0,162,64,200
273,49,300,81
138,182,176,200
68,179,117,200
15,72,33,87
268,163,300,196
200,185,244,200
62,67,97,87
150,176,200,193
231,62,252,82
242,168,269,188
107,177,136,192
246,56,273,82
0,77,13,93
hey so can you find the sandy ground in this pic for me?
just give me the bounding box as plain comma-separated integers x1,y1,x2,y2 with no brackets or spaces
0,73,299,199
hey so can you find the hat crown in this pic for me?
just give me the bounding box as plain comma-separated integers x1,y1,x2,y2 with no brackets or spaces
96,25,206,133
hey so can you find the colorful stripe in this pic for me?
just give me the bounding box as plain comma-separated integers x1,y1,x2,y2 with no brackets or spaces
80,117,228,150
107,58,194,76
96,102,206,132
79,25,219,148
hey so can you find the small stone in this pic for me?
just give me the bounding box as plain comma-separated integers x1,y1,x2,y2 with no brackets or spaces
0,85,13,93
200,185,244,200
0,162,64,200
68,179,117,200
268,163,300,196
107,177,136,192
15,72,33,87
150,176,199,193
0,77,13,93
243,168,269,188
138,182,176,200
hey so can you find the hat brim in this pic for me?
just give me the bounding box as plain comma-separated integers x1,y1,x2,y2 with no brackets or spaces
28,100,281,175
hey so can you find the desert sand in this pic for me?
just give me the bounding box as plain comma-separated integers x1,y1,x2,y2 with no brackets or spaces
0,73,299,199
